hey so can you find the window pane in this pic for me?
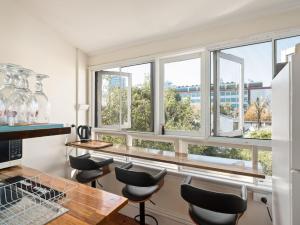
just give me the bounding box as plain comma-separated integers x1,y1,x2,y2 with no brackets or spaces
164,57,201,132
132,139,175,152
99,73,130,127
121,63,153,132
258,150,272,176
100,74,120,126
98,134,126,145
211,42,272,139
276,36,300,63
219,56,243,135
188,144,252,167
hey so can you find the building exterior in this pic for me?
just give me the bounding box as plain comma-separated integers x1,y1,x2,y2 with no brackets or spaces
172,81,271,110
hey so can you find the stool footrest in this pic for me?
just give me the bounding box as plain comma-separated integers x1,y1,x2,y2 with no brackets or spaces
134,214,158,225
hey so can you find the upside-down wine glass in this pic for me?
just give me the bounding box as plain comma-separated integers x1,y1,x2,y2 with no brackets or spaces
34,74,50,123
6,68,33,125
0,64,19,125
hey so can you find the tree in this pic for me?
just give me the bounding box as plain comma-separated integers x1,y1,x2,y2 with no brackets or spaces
244,97,271,128
164,88,200,131
220,103,234,116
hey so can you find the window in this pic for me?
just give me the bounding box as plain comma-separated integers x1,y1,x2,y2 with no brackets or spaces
211,42,272,139
161,54,202,134
95,62,154,132
92,36,277,185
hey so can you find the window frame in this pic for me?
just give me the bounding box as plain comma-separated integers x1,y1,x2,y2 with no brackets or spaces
88,29,300,186
95,70,132,129
92,60,155,132
159,52,206,137
213,51,245,137
210,41,273,140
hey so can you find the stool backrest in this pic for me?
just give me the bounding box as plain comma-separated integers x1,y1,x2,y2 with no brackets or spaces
181,182,247,214
69,155,98,170
115,167,157,187
115,162,167,187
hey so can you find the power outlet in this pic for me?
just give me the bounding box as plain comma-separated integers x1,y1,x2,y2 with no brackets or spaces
253,192,272,205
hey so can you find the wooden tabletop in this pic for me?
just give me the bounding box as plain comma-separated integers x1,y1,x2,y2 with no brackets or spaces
66,142,265,179
66,140,113,150
0,166,128,225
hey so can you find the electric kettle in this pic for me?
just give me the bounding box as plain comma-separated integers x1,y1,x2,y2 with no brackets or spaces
77,125,92,143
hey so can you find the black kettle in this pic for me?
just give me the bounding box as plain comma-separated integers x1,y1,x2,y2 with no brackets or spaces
77,125,92,143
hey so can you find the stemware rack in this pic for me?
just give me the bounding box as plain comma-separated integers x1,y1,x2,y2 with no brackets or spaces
0,174,77,225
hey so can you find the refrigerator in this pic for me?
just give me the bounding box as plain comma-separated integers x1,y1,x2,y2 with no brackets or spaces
272,45,300,225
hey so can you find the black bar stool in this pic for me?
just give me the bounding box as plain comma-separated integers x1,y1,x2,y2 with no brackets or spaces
69,153,113,188
115,162,167,225
181,176,248,225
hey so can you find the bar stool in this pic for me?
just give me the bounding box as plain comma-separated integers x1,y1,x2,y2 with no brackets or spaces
181,176,248,225
69,153,113,188
115,162,167,225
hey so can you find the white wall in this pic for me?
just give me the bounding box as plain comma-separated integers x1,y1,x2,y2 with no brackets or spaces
0,0,87,175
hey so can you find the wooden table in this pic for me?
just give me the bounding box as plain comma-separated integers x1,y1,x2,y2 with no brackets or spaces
0,166,128,225
66,141,265,179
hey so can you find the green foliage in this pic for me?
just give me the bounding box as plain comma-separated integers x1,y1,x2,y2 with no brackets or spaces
188,145,251,161
164,88,200,131
133,139,174,151
258,151,272,176
246,129,272,139
101,76,128,126
100,135,126,145
130,82,152,132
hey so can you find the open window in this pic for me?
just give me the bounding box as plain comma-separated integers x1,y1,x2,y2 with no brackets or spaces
211,41,272,139
95,70,132,129
94,62,154,132
160,53,203,136
213,52,244,137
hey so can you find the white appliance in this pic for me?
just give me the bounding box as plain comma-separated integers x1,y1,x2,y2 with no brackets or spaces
272,44,300,225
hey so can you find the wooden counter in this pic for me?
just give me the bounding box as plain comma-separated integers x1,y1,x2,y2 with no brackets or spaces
0,166,128,225
66,142,265,179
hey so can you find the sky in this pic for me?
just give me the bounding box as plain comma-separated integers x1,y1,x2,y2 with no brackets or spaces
104,36,300,88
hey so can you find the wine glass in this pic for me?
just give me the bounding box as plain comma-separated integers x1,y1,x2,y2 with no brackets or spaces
6,68,33,125
34,74,50,123
0,64,20,125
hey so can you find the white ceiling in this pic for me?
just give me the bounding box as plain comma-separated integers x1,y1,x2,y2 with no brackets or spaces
15,0,300,55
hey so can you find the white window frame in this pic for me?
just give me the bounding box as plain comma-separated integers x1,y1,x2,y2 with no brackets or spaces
87,29,300,186
96,70,132,129
159,52,206,137
215,52,245,137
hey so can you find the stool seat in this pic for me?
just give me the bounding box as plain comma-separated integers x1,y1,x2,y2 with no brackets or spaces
122,184,160,202
76,169,103,183
115,162,167,225
189,205,238,225
181,176,247,225
69,153,113,188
